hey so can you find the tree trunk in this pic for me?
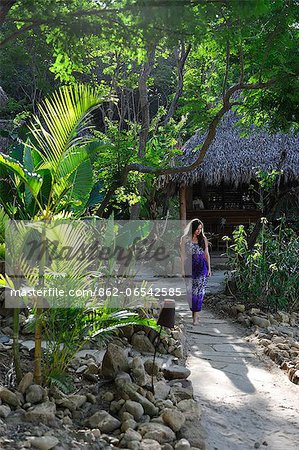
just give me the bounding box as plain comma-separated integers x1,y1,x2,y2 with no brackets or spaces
12,307,22,383
130,45,156,220
34,308,43,384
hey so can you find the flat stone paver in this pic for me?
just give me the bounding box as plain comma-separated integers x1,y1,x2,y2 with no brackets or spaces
176,272,299,450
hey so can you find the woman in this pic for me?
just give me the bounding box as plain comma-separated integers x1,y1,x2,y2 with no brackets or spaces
180,218,211,325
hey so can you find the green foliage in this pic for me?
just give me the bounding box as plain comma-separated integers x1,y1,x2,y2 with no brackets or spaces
41,306,156,389
225,219,299,311
255,169,283,192
0,84,109,218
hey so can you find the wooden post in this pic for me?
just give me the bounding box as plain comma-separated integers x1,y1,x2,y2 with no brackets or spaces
179,185,187,227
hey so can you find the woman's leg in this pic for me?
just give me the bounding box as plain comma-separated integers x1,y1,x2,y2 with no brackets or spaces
192,311,200,325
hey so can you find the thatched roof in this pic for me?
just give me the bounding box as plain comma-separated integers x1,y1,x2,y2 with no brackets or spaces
159,113,299,187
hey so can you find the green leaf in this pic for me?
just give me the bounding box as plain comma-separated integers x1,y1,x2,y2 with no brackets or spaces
0,153,42,198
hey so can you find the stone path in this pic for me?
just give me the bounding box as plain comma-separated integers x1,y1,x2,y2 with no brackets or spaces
176,273,299,450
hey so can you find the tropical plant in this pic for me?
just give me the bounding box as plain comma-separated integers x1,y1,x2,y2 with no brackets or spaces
225,218,299,312
0,84,109,384
0,84,109,219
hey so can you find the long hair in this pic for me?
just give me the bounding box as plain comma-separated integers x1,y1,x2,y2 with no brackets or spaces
180,218,207,250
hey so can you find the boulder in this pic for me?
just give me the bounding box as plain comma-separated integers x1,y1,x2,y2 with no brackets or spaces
101,343,129,378
144,360,160,376
132,357,146,386
0,405,11,418
121,383,158,417
163,366,190,381
18,372,34,394
120,429,142,447
161,408,185,432
235,304,245,313
86,410,121,432
131,334,155,354
175,439,191,450
115,372,132,389
140,439,162,450
154,381,170,400
121,419,137,432
29,436,59,450
177,399,201,420
56,394,87,411
138,422,175,444
26,385,45,404
251,316,270,328
124,400,144,420
25,401,56,425
169,381,193,402
0,387,20,407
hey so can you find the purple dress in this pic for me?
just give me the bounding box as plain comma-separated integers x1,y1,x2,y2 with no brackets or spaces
184,241,208,312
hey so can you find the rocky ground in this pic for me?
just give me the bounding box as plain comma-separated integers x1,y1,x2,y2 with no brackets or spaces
0,312,204,450
203,293,299,385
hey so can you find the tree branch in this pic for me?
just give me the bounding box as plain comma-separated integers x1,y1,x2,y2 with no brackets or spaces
96,73,298,215
161,42,191,126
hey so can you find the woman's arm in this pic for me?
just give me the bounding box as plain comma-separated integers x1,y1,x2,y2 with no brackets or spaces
204,237,211,276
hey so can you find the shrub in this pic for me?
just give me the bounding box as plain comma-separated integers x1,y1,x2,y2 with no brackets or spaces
225,218,299,312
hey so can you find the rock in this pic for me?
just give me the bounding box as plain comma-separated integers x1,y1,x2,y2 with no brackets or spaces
276,311,289,323
0,405,11,418
56,394,87,411
76,365,88,374
121,419,137,432
121,383,158,417
138,422,175,444
170,381,193,402
235,304,245,313
18,372,34,394
0,335,10,344
63,415,73,426
132,357,146,386
290,370,299,384
131,334,155,354
154,381,170,400
121,324,135,340
86,393,97,404
1,326,13,336
250,308,261,315
101,343,129,378
29,436,59,450
177,399,201,420
172,346,183,359
161,444,173,450
163,366,190,381
86,410,121,432
110,399,125,414
121,411,134,421
102,391,114,402
251,316,270,328
26,385,44,404
175,439,191,450
120,429,142,447
25,401,56,425
115,372,132,388
128,442,141,450
140,439,162,450
124,400,144,420
161,408,185,432
0,387,20,407
144,360,160,376
85,362,99,375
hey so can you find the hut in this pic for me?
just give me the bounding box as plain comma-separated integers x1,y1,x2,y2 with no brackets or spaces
159,113,299,251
